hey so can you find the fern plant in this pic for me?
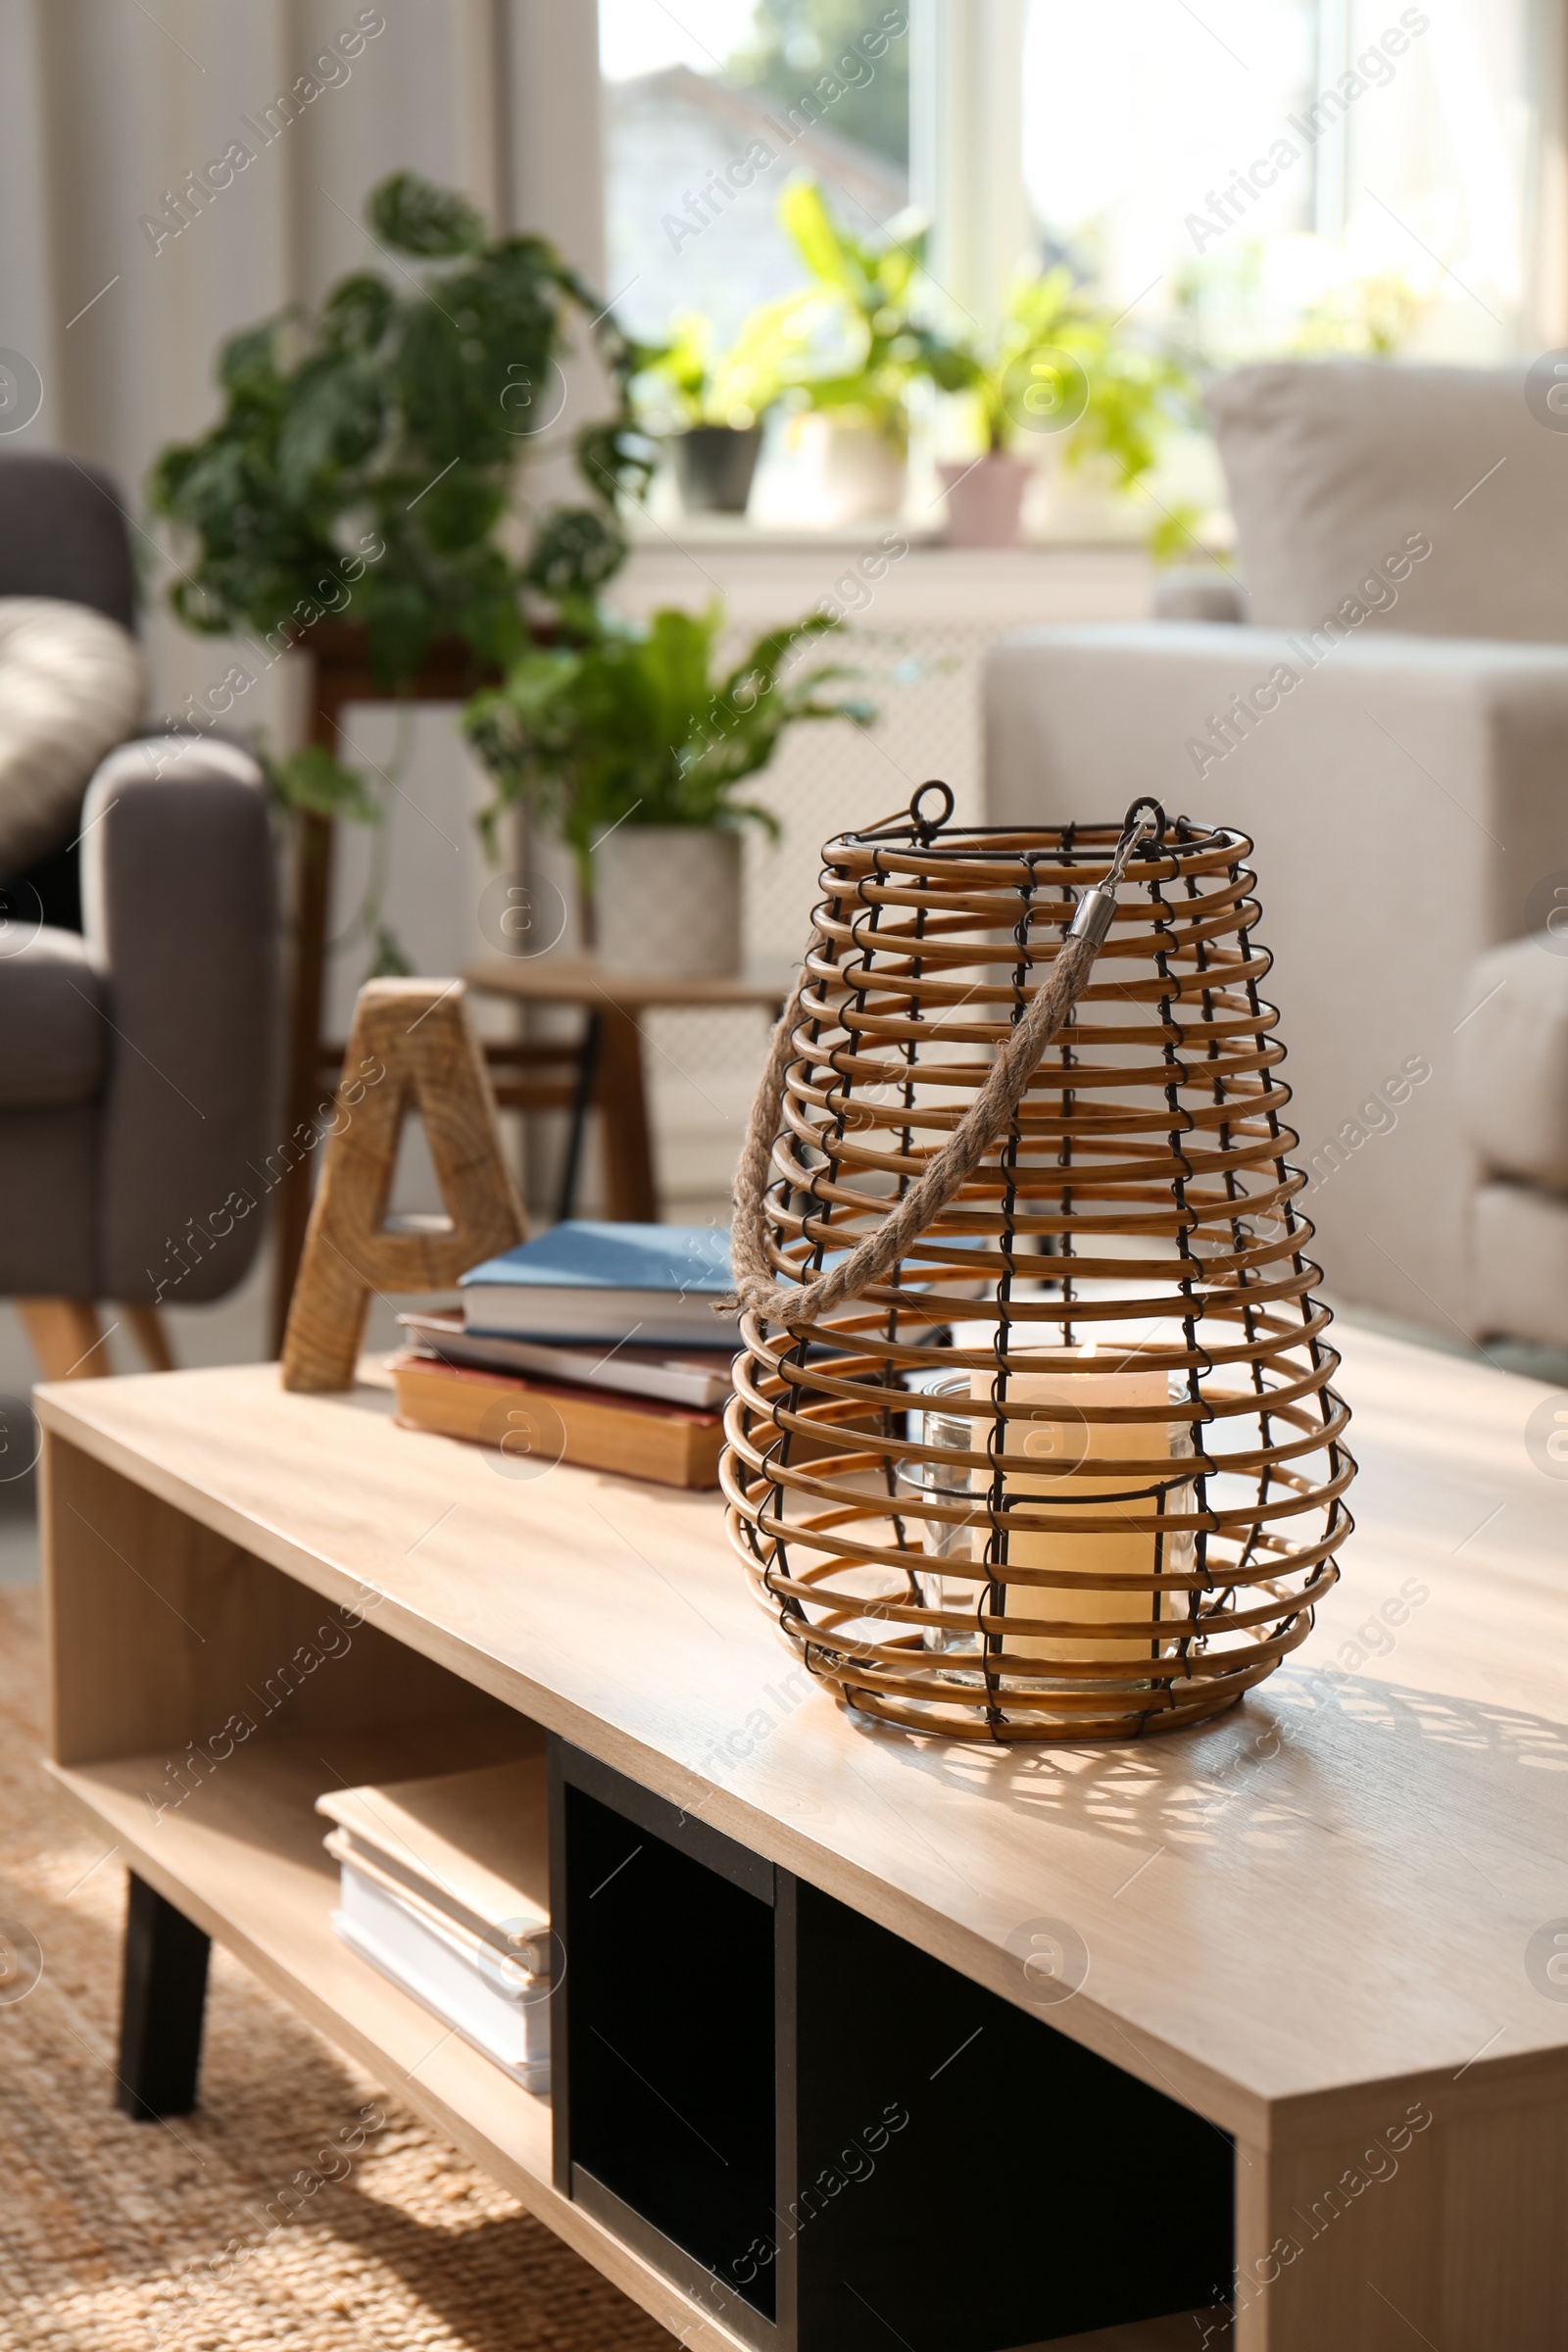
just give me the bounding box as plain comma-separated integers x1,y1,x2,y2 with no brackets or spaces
462,605,874,881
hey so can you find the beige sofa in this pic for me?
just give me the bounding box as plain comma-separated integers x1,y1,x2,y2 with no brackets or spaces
985,361,1568,1346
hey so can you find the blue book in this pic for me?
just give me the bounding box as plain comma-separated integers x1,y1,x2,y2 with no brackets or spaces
460,1221,737,1347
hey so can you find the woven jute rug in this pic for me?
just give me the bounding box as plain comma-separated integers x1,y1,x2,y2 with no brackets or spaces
0,1587,673,2352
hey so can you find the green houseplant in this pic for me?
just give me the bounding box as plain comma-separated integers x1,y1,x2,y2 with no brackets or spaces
638,309,792,515
768,179,970,522
462,603,874,977
146,172,654,820
940,265,1196,550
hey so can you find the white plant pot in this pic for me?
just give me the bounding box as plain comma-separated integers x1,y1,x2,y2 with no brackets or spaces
1026,443,1144,543
594,824,743,979
795,414,907,525
938,452,1031,547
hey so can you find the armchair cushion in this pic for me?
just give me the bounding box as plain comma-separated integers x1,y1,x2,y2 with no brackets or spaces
0,928,103,1106
1454,933,1568,1190
0,599,146,872
0,1109,96,1297
1206,361,1568,645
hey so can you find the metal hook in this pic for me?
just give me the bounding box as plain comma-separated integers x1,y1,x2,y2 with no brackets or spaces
1120,795,1167,848
909,780,956,841
1068,798,1169,949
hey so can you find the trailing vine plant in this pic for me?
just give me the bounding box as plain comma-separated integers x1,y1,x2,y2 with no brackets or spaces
147,171,655,828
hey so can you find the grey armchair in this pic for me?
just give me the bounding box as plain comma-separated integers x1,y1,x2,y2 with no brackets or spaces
985,361,1568,1346
0,450,140,934
0,452,276,1378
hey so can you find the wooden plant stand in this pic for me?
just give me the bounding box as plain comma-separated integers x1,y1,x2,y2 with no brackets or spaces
35,1320,1568,2349
275,630,794,1356
274,625,586,1352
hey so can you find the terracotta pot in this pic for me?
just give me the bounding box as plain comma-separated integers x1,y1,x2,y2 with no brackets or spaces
673,425,763,515
938,452,1031,546
594,824,742,978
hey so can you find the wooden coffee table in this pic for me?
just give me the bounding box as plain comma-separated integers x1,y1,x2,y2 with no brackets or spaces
34,1323,1568,2349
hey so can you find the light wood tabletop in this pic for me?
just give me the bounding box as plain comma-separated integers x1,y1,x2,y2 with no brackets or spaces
35,1320,1568,2347
463,953,795,1012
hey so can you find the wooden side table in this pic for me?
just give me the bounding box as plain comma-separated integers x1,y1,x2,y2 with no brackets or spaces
33,1322,1568,2349
463,953,792,1225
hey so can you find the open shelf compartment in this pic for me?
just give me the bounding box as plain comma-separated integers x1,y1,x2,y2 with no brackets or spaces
551,1740,1236,2352
41,1432,760,2350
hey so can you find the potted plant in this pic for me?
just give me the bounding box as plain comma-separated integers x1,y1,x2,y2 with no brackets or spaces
771,180,971,524
145,166,659,1019
462,604,874,977
147,170,654,751
638,310,790,515
939,266,1195,550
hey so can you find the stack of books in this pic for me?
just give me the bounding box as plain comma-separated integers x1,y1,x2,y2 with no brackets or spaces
318,1756,552,2089
390,1221,737,1490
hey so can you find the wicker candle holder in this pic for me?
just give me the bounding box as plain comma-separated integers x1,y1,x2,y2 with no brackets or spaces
721,790,1354,1742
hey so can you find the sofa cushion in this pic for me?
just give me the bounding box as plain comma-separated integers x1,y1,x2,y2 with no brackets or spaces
983,622,1568,1337
1206,362,1568,644
1151,567,1249,623
1454,933,1568,1190
0,598,146,872
1473,1181,1568,1348
0,927,105,1106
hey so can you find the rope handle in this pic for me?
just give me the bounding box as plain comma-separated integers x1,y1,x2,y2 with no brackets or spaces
728,796,1166,1329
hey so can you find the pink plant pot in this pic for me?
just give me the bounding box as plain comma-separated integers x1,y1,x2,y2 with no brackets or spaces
938,453,1031,547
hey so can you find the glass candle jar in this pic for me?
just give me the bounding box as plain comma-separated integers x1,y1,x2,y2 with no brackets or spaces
897,1370,982,1658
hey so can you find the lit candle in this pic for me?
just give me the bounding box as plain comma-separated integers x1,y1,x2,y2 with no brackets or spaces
969,1345,1191,1671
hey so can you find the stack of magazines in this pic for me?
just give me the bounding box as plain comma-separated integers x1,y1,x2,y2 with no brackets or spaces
317,1756,552,2089
391,1221,738,1489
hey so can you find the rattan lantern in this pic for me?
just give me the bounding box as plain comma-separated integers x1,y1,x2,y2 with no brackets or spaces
722,788,1354,1742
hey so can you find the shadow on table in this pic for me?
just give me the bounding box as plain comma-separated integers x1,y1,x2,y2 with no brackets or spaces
849,1661,1568,1867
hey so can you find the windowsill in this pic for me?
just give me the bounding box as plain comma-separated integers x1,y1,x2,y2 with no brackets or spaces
623,513,1164,554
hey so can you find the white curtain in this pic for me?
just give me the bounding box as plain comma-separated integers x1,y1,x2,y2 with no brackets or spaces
0,0,607,726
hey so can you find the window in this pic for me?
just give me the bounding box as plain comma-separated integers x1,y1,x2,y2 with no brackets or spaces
1021,2,1319,303
604,1,1545,377
1012,0,1541,361
600,0,911,348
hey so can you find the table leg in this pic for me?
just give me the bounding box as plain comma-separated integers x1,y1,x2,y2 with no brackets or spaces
271,807,337,1353
123,1304,174,1372
116,1873,211,2121
17,1299,108,1379
595,1003,658,1221
557,1012,602,1224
